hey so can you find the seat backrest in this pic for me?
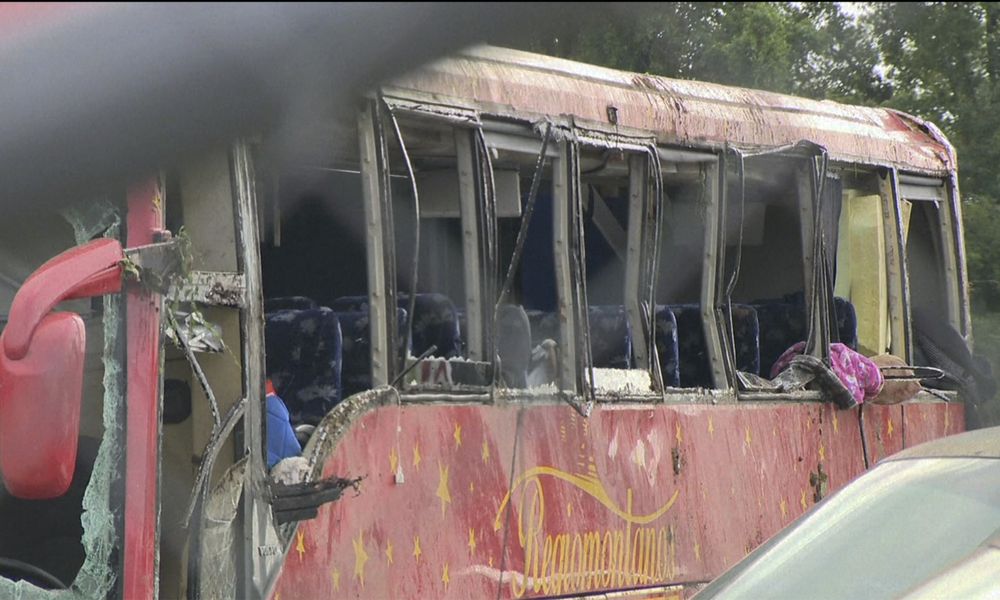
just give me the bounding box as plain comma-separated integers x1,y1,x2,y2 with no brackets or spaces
264,307,342,424
496,305,532,388
526,308,634,370
333,293,462,358
406,293,462,358
264,296,317,312
751,300,806,380
729,304,761,376
664,304,760,388
337,308,408,398
525,310,560,347
834,297,858,350
669,305,710,388
654,306,680,388
751,294,856,377
588,305,632,369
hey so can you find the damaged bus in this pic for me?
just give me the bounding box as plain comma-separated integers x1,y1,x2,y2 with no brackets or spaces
0,46,976,599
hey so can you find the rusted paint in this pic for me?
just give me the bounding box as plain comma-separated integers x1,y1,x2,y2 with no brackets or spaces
388,47,952,175
269,396,958,598
169,270,246,307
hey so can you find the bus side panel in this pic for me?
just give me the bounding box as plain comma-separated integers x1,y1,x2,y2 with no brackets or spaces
901,402,965,448
268,400,958,599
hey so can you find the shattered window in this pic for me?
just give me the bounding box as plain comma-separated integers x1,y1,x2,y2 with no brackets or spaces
0,201,122,598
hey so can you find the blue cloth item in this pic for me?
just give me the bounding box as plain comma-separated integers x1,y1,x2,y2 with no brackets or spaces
266,392,302,469
264,307,343,424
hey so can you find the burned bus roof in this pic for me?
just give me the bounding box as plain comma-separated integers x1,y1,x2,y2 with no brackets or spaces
387,46,954,175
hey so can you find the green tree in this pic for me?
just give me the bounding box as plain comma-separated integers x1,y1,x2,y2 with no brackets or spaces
521,2,886,103
870,3,1000,314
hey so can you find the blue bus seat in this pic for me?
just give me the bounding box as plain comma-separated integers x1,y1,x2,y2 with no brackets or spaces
264,296,317,312
264,307,342,425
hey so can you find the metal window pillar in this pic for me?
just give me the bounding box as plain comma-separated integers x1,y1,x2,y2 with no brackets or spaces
702,158,728,388
553,141,578,394
456,130,484,360
881,169,912,362
232,141,273,600
625,154,649,369
358,102,392,386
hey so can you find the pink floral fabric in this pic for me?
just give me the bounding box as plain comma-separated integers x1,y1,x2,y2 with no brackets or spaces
770,342,884,404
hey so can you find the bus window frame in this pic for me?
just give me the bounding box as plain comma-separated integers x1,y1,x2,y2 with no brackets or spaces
565,136,672,394
654,148,729,390
479,123,582,393
722,151,834,387
947,172,973,340
361,100,502,390
899,172,967,339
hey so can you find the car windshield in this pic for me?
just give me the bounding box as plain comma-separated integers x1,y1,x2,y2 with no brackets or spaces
695,457,1000,600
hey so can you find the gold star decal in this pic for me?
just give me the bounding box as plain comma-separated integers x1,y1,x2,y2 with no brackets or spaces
389,446,399,475
744,427,752,446
481,440,490,463
780,498,788,517
468,528,477,554
442,563,451,589
675,423,683,443
708,416,715,436
295,531,306,561
800,489,808,511
413,443,422,469
436,462,452,516
453,422,463,448
332,568,341,591
413,536,422,562
819,443,826,461
833,412,840,433
385,539,394,565
887,417,894,438
353,532,369,587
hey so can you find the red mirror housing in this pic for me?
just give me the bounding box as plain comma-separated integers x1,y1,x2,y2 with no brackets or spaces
0,238,124,499
0,312,85,498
